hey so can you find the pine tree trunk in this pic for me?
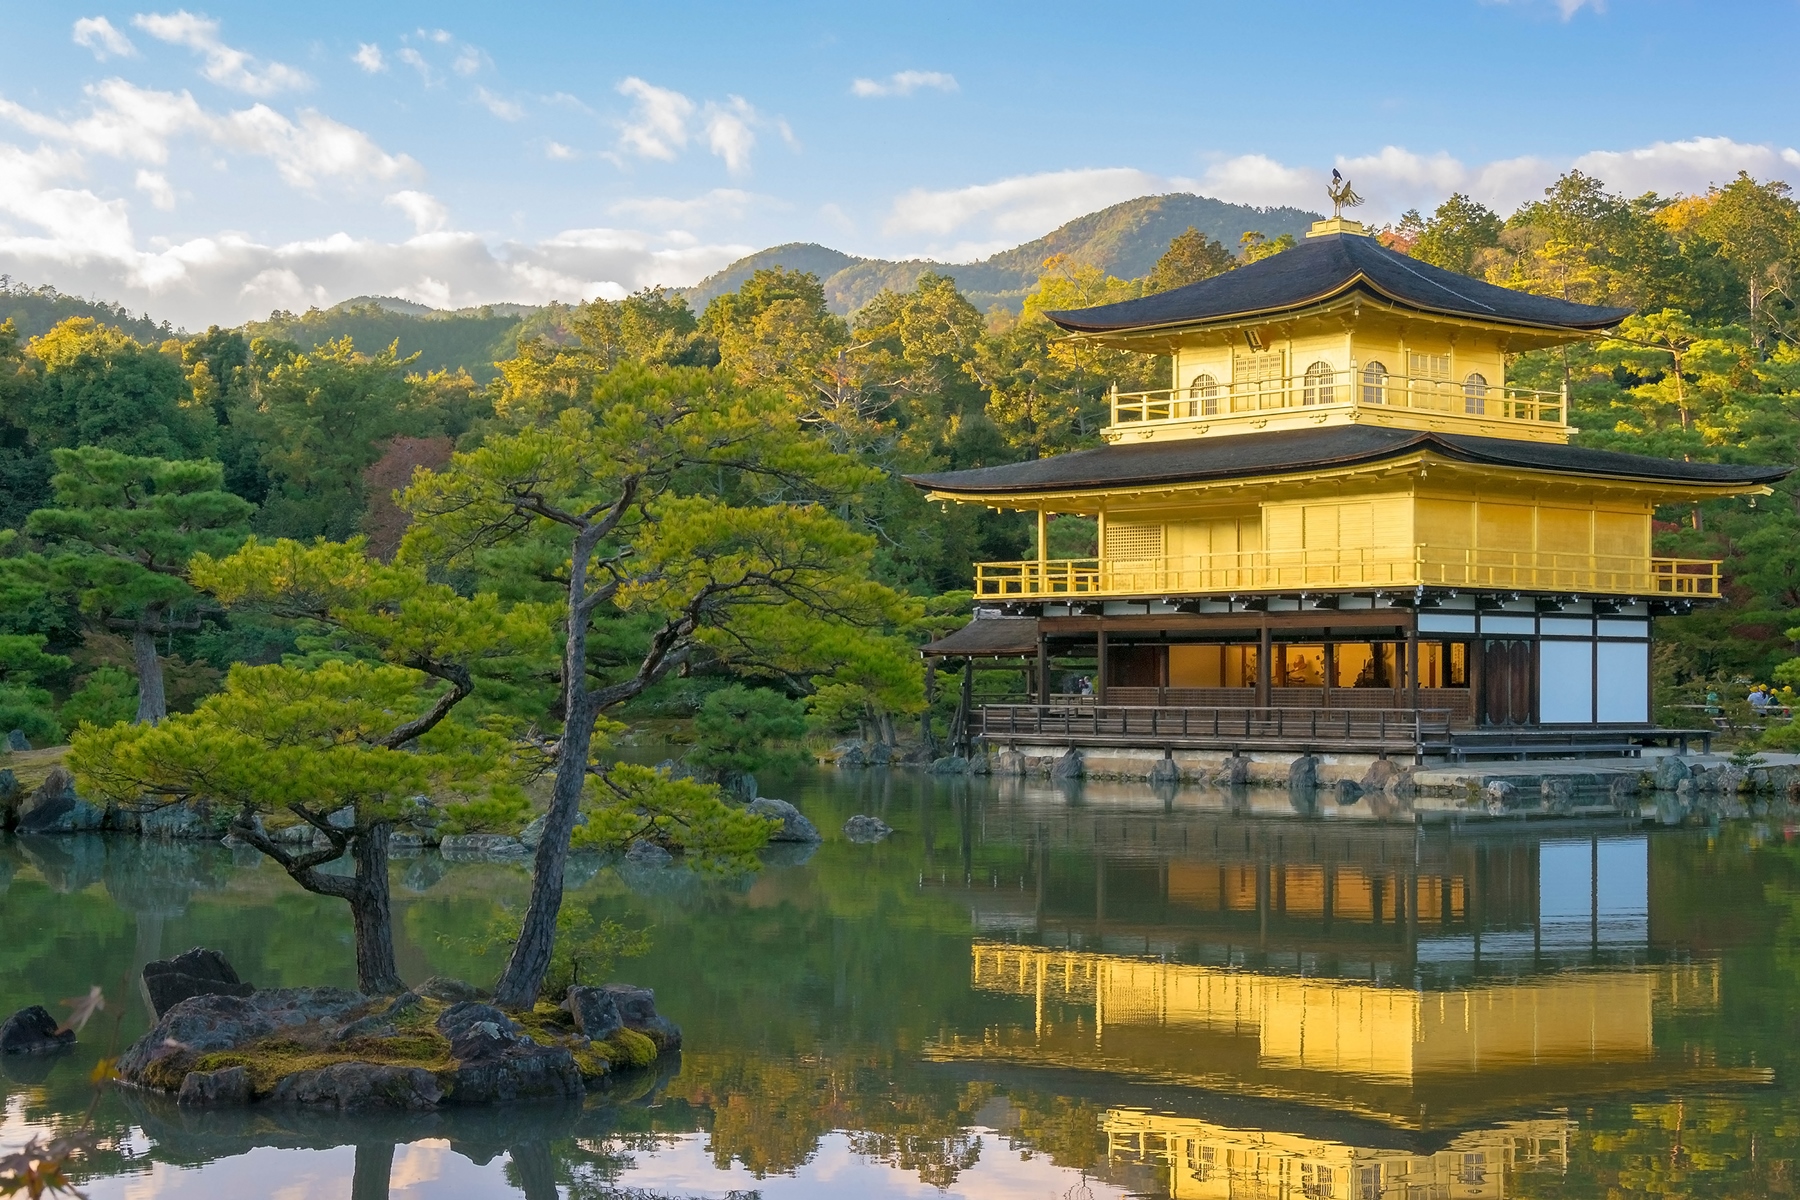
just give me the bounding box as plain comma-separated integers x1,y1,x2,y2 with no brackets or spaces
132,618,168,725
493,528,605,1011
349,821,404,995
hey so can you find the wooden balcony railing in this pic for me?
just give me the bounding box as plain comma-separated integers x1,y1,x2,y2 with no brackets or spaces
1107,369,1566,436
973,547,1721,599
978,703,1453,752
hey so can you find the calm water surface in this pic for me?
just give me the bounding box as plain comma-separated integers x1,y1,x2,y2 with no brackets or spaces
4,767,1799,1199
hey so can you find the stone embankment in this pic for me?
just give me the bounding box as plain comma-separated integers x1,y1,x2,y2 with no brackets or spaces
0,947,681,1112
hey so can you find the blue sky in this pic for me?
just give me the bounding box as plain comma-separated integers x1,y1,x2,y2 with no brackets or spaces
2,0,1796,328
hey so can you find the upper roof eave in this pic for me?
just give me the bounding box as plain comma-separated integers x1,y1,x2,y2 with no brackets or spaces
1047,276,1627,340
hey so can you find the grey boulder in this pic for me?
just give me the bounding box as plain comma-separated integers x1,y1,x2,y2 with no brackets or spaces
118,987,365,1087
843,814,892,843
747,797,821,843
266,1062,443,1111
435,1001,581,1104
6,729,29,751
565,985,623,1042
176,1066,253,1107
0,1006,75,1055
593,983,681,1051
142,947,255,1018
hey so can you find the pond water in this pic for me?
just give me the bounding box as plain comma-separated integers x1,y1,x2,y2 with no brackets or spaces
4,767,1800,1199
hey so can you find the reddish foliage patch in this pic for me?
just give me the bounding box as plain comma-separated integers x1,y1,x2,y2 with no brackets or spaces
361,435,453,562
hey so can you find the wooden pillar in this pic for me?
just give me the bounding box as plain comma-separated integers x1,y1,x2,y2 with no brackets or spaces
1257,619,1272,707
1036,508,1049,588
1037,633,1050,706
1406,614,1421,714
1095,629,1108,704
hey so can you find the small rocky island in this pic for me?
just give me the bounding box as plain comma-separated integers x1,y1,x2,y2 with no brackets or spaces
84,949,680,1111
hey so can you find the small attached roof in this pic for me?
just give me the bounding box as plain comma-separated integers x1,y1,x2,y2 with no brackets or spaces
1044,231,1632,336
921,616,1040,658
907,426,1791,497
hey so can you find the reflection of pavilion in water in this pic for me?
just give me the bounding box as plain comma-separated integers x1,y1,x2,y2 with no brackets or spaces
927,816,1768,1132
937,800,1672,981
1104,1109,1569,1200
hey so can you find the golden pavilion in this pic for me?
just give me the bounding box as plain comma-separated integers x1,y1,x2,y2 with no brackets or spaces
912,214,1789,757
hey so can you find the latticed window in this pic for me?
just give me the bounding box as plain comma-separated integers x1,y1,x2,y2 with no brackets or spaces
1302,360,1335,405
1188,372,1220,415
1104,522,1164,562
1463,371,1489,415
1409,351,1451,380
1233,349,1286,405
1361,360,1388,404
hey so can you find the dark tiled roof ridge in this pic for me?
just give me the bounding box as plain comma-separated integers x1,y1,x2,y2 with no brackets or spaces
905,426,1790,495
1043,233,1632,335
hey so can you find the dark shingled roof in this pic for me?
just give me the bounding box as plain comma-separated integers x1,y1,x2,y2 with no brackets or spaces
921,616,1040,657
906,427,1791,495
1044,232,1633,334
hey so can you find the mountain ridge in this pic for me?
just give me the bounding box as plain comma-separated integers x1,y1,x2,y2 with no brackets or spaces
683,193,1321,314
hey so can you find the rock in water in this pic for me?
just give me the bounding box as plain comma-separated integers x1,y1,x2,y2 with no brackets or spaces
16,767,105,834
142,947,255,1018
1333,779,1362,805
118,988,365,1087
1149,757,1181,786
624,839,673,866
0,1006,76,1055
5,729,29,752
594,984,682,1051
565,986,624,1041
843,814,892,843
439,833,530,861
1051,748,1083,780
176,1066,252,1107
1653,756,1691,791
747,797,821,843
931,756,969,775
1286,756,1318,792
435,1002,581,1104
266,1062,443,1111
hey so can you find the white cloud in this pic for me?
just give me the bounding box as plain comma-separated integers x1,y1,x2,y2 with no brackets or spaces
0,80,418,188
615,77,693,161
851,70,958,99
132,10,310,96
1484,0,1605,18
396,48,435,85
1571,136,1800,199
1194,154,1316,209
452,47,485,77
353,43,385,73
476,87,523,121
134,168,174,209
608,188,772,225
702,97,756,175
885,167,1164,240
545,141,577,160
384,189,448,233
72,17,136,60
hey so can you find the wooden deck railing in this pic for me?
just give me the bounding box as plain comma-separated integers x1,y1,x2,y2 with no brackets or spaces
978,704,1453,751
973,546,1721,599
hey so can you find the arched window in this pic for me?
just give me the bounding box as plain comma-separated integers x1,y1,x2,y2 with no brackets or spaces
1302,360,1335,406
1188,372,1220,416
1361,360,1388,405
1463,371,1489,415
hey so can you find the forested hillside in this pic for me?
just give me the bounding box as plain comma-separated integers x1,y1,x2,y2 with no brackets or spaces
3,170,1800,746
684,192,1319,313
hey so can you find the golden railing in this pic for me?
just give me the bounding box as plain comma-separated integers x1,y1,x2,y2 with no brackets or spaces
973,547,1720,598
1109,369,1566,431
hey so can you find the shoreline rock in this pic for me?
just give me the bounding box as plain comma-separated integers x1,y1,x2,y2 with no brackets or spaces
0,1006,76,1055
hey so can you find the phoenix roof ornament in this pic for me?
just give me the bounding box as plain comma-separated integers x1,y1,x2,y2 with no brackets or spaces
1327,168,1364,218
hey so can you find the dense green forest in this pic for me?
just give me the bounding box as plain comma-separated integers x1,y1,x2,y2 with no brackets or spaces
4,168,1800,747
